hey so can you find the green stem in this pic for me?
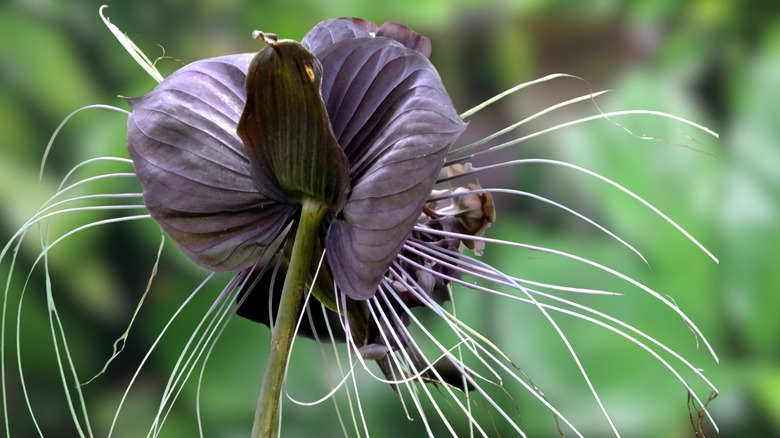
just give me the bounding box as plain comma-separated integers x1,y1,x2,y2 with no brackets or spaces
252,197,328,437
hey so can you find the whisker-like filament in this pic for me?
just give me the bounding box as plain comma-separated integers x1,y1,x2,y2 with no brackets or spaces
381,273,559,437
284,251,359,410
396,284,582,437
459,73,591,119
427,186,648,265
442,157,719,265
375,280,486,437
42,193,144,213
320,300,362,437
194,272,266,436
399,240,719,429
384,271,510,426
38,210,94,438
452,90,611,156
83,234,165,388
336,293,371,438
151,273,239,435
107,272,216,437
367,294,440,436
52,157,135,192
419,226,717,361
447,109,718,167
412,239,620,434
388,263,506,386
40,105,131,182
301,305,351,437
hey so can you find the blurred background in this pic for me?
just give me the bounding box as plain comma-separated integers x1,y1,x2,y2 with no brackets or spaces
1,0,778,437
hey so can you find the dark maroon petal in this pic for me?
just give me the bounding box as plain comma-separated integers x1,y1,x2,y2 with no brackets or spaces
319,37,467,300
376,22,432,57
303,18,432,58
343,18,379,34
302,19,374,57
127,54,296,271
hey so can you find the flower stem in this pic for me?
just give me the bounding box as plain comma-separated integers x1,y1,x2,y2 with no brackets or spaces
252,197,328,437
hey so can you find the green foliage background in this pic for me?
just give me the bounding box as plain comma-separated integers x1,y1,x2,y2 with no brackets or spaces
1,0,778,436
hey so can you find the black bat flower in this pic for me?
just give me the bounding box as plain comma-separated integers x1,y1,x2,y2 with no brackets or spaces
127,19,465,301
1,13,721,438
126,18,481,398
126,18,488,432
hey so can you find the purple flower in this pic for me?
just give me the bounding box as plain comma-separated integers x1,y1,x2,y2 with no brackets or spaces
127,19,466,300
125,19,491,388
2,14,720,437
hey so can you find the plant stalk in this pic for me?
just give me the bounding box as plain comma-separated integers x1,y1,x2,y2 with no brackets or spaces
252,197,328,437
